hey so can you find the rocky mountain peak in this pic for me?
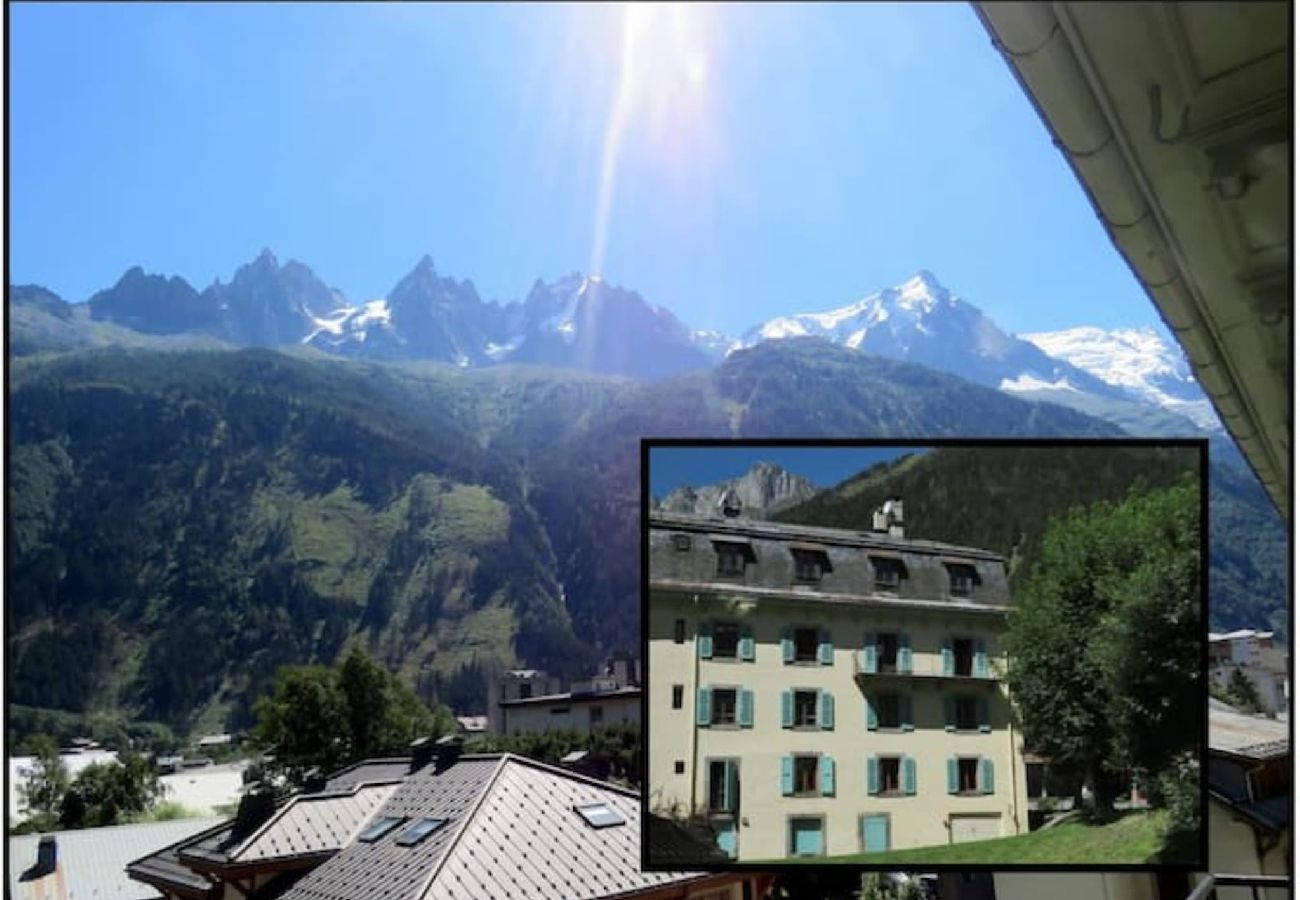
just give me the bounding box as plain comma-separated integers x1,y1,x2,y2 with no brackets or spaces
657,461,821,520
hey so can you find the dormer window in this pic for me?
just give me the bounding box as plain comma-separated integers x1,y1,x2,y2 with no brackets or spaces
790,544,830,582
712,539,753,577
945,562,979,597
871,556,906,592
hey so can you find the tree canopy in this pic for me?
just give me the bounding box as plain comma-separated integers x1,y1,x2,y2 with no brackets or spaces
1004,478,1201,810
252,645,455,785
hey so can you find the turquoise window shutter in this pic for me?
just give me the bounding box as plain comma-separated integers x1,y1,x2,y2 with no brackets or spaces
941,639,954,676
863,815,889,853
739,689,754,728
739,624,755,662
903,757,917,795
898,633,912,673
820,756,836,796
865,695,878,731
722,760,736,811
715,819,737,858
974,638,988,678
943,696,956,732
819,629,833,665
981,757,995,794
780,756,794,796
781,690,793,729
978,698,990,733
867,757,880,795
697,688,711,727
781,626,794,664
901,694,914,732
947,757,959,794
862,632,877,674
698,623,713,660
820,691,835,730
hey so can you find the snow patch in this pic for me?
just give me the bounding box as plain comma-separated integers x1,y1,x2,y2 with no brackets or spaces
999,373,1082,393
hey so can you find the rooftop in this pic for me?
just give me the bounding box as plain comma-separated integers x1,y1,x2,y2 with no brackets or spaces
1209,698,1289,759
499,686,641,708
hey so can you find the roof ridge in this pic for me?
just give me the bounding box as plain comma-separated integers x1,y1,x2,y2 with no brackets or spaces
409,755,510,900
493,752,643,798
229,780,401,862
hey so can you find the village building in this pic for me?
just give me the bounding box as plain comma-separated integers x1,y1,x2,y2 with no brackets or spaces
647,496,1030,861
127,742,766,900
487,657,643,736
1210,630,1289,715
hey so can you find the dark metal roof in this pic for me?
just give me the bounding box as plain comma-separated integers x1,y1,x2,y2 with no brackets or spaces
644,814,732,867
499,687,641,708
323,758,413,792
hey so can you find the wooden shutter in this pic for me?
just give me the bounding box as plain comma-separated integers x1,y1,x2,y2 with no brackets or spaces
947,757,959,794
820,691,835,730
739,624,755,662
780,756,794,796
974,638,988,678
781,626,794,664
903,757,917,795
865,695,878,731
781,690,793,729
698,623,713,660
697,688,711,727
980,757,995,794
739,689,754,728
867,757,880,795
820,756,836,796
898,632,912,673
722,760,737,811
818,628,833,665
941,638,954,676
862,632,877,674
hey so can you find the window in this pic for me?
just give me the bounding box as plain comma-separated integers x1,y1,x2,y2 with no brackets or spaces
575,802,625,828
954,697,978,731
793,757,820,795
519,684,533,700
877,633,898,673
953,638,974,677
792,548,827,582
711,689,737,726
948,563,978,597
674,760,685,774
549,706,570,715
789,817,824,856
707,759,739,812
959,758,979,793
674,619,686,644
794,627,820,663
872,557,905,591
715,542,749,577
672,684,684,709
793,690,819,728
396,817,449,847
358,815,406,843
879,757,901,794
589,706,604,726
878,694,901,729
712,622,740,659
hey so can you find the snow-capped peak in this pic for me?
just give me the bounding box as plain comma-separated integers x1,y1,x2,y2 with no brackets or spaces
1021,325,1220,430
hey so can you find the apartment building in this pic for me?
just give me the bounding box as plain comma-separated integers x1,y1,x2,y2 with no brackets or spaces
647,497,1030,862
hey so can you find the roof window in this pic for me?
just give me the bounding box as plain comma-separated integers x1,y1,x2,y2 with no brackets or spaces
574,802,626,828
395,817,450,847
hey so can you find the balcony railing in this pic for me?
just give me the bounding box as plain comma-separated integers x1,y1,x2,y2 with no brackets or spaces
853,650,998,682
1186,874,1289,900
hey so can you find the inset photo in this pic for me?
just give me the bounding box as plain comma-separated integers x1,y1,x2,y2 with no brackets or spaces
642,439,1207,869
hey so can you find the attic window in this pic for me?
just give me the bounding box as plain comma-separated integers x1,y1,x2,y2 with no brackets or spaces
358,816,406,843
395,817,450,847
575,802,626,828
945,563,980,597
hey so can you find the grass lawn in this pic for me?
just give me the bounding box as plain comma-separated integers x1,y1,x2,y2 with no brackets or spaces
776,810,1182,865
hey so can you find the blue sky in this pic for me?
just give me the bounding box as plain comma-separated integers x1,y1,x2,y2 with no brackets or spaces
11,2,1164,336
649,445,926,498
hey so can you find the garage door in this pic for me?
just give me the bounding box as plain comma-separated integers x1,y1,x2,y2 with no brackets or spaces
950,815,1001,843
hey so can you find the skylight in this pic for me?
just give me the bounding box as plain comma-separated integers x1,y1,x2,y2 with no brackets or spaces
396,817,450,847
575,802,626,828
357,816,406,843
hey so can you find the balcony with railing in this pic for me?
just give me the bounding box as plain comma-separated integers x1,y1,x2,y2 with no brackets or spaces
853,642,999,684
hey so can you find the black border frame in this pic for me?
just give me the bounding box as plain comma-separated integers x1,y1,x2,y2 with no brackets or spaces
639,436,1211,875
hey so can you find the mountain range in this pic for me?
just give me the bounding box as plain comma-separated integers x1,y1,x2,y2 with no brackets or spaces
18,252,1217,436
654,461,821,519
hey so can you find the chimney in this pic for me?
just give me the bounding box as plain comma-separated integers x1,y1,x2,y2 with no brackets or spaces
409,736,436,773
302,767,327,794
717,488,742,519
229,789,277,842
433,735,464,774
35,835,57,875
874,498,905,537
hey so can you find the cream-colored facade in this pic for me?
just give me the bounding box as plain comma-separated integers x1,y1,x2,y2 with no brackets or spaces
647,510,1030,861
500,689,641,735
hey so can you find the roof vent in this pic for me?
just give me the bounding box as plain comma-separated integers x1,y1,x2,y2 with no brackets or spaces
873,497,904,537
35,835,57,876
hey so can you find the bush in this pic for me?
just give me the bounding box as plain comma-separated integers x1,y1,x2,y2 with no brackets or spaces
1157,751,1200,837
